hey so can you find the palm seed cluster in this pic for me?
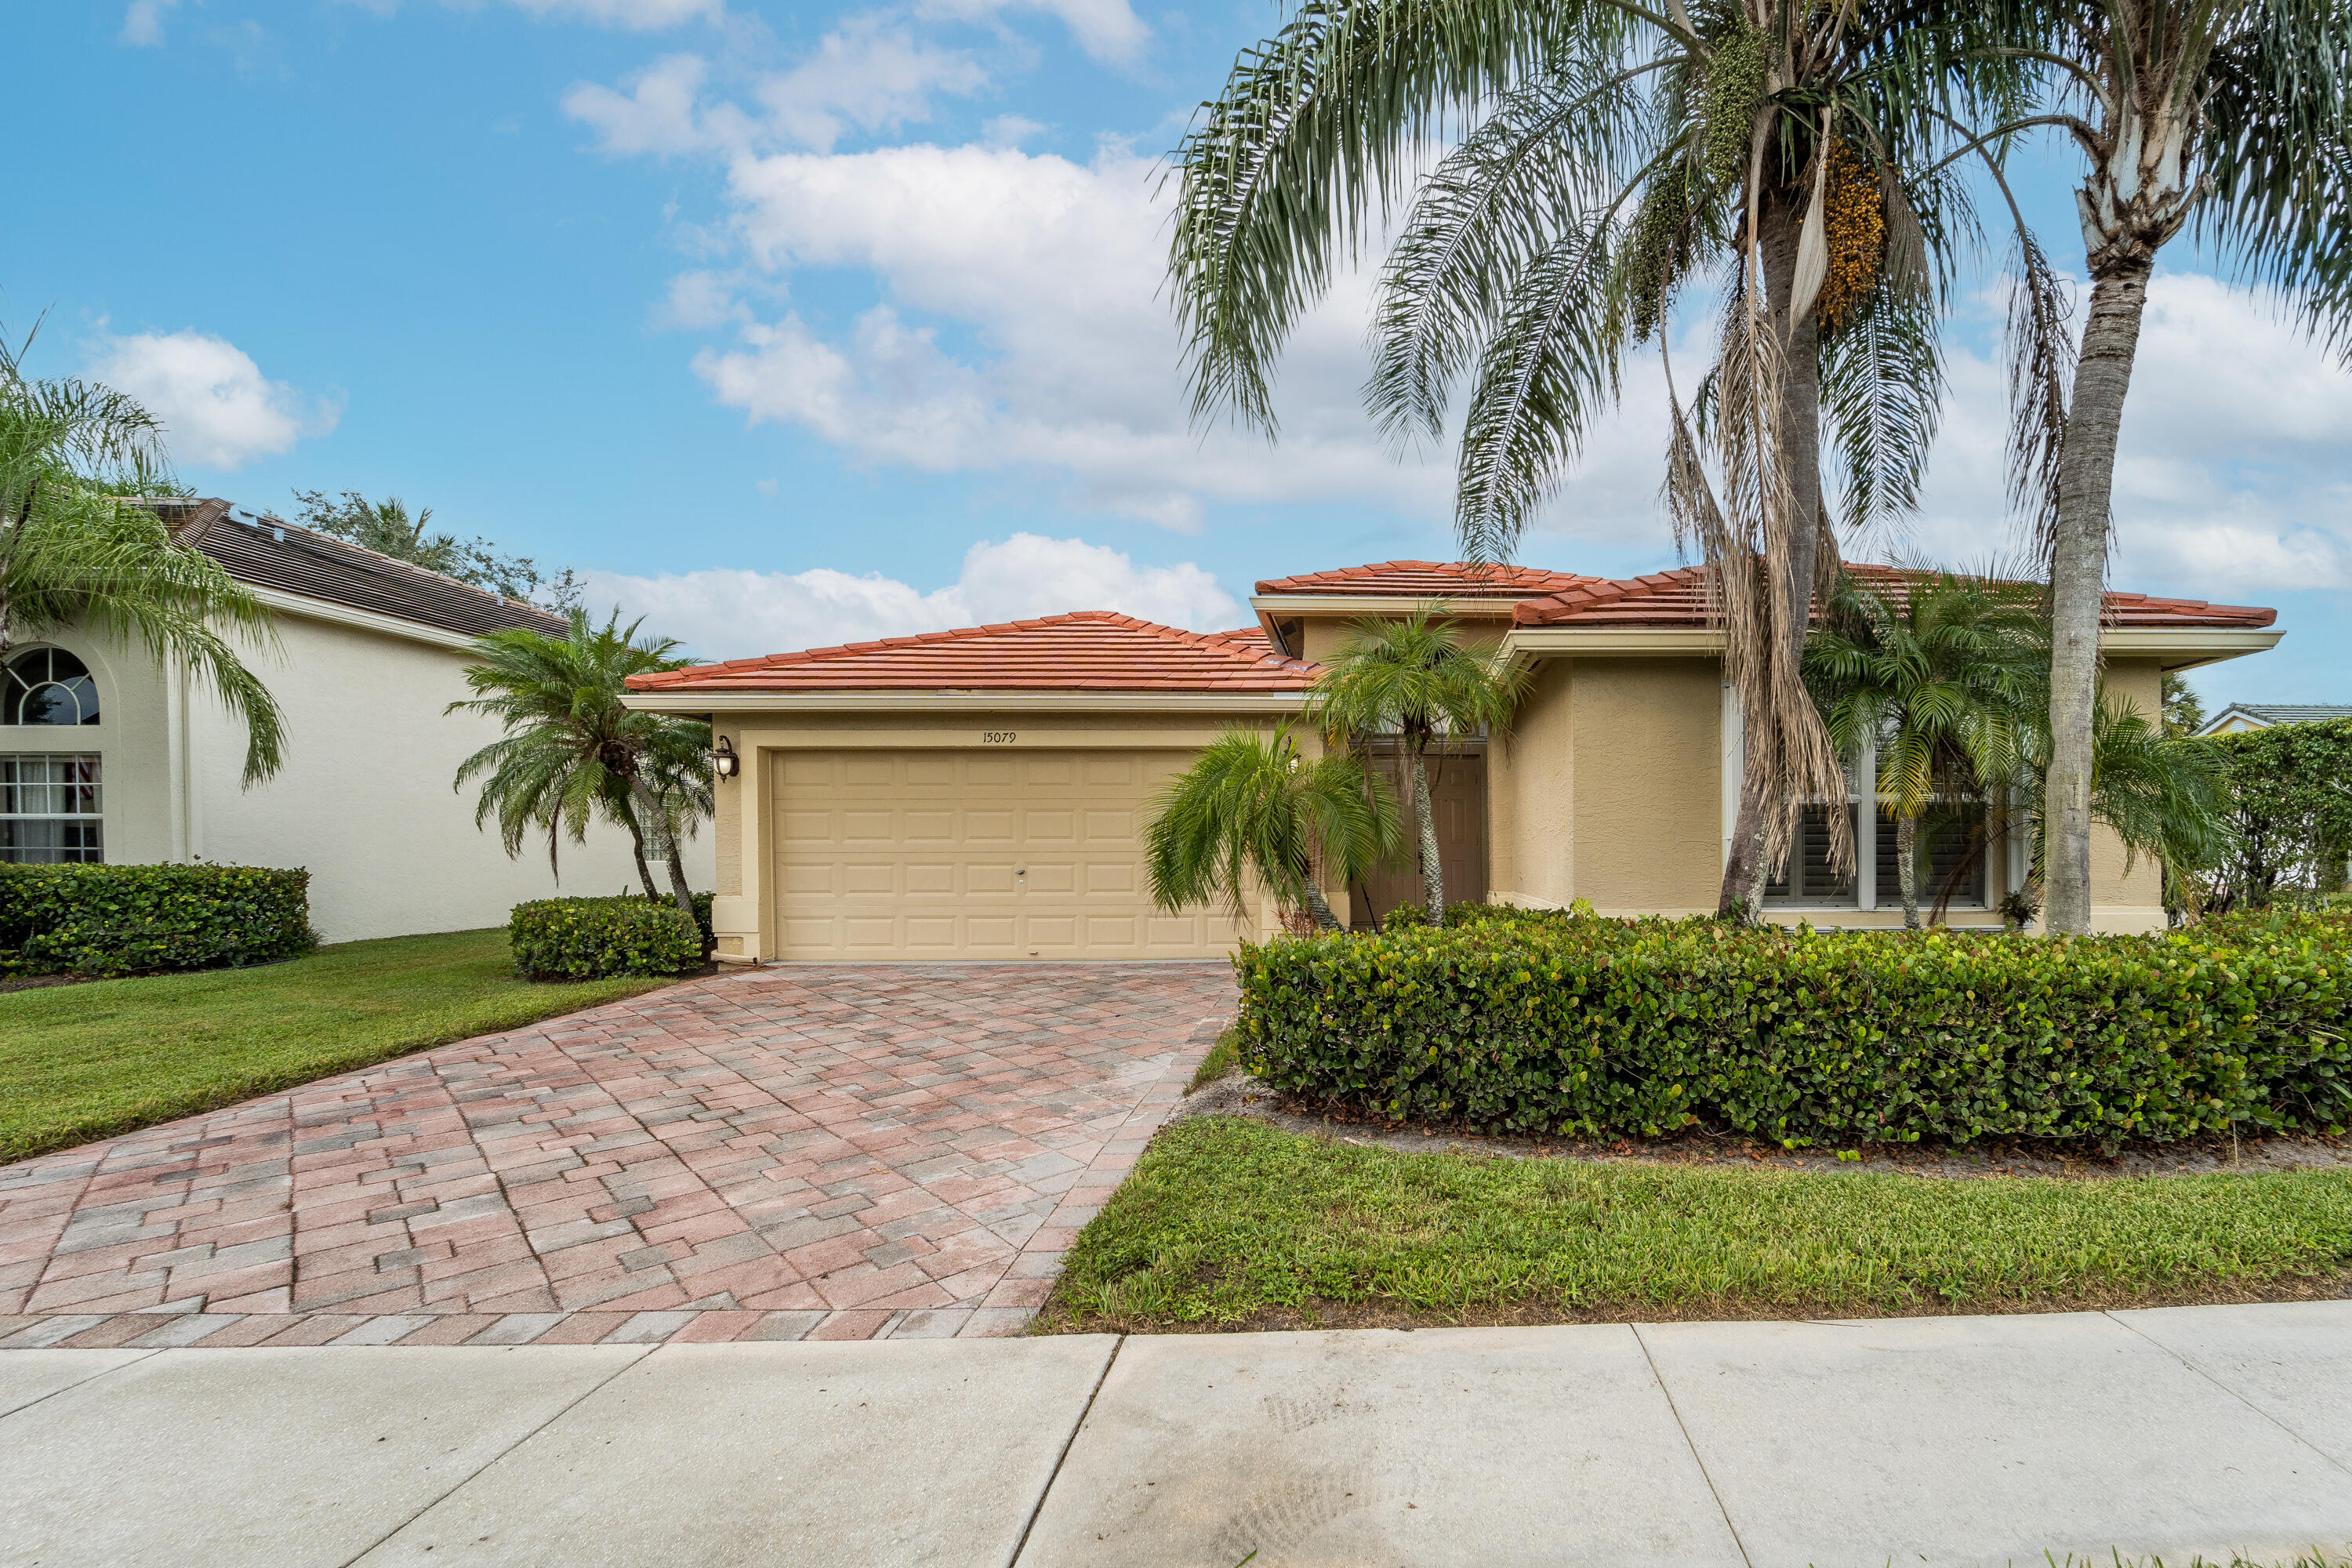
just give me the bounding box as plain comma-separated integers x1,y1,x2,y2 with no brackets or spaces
1626,162,1694,340
1813,139,1886,332
1701,24,1771,186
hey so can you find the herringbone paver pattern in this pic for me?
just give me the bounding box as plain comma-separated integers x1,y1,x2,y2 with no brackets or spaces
0,963,1231,1347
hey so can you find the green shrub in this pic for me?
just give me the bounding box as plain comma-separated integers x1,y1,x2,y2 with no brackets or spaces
625,888,714,954
1235,916,2351,1149
510,896,701,979
0,863,313,978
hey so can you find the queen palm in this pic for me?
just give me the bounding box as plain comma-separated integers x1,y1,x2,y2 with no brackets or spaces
1169,0,2034,915
450,612,710,927
1305,607,1525,927
0,330,285,782
1802,569,2046,926
1972,0,2352,931
1145,727,1403,932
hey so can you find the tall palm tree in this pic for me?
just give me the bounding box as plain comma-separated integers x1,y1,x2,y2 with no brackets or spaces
0,330,285,783
449,612,711,927
1167,0,2033,915
1145,727,1403,933
1305,606,1525,926
1803,569,2047,926
1974,0,2352,931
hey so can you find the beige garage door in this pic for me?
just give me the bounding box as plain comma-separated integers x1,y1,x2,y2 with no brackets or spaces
772,749,1232,959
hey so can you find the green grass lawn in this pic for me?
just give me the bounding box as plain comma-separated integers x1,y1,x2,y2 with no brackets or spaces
1040,1116,2352,1332
0,927,680,1163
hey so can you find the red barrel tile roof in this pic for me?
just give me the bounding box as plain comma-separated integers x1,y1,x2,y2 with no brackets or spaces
1512,562,2278,630
1255,560,1599,598
625,611,1319,694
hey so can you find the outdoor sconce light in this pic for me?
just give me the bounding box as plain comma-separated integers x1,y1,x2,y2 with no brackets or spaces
713,735,739,779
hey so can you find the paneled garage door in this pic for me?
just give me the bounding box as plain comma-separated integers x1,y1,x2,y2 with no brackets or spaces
771,749,1232,959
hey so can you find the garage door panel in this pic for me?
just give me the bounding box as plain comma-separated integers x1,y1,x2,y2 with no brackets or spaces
773,747,1233,960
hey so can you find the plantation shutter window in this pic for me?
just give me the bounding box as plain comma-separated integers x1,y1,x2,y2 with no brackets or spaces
0,754,103,864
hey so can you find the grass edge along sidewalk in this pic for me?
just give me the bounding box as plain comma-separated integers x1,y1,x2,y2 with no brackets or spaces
1036,1116,2352,1334
0,927,677,1164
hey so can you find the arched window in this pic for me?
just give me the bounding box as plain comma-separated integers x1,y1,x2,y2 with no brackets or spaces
2,648,100,727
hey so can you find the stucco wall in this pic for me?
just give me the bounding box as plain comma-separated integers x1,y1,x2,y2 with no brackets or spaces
1563,658,1725,914
6,612,699,945
1490,658,1574,909
2088,656,2167,931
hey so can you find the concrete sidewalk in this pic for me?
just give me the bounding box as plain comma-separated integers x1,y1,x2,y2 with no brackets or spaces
3,1304,2349,1568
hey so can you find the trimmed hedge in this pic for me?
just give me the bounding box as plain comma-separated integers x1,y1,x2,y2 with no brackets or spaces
0,863,313,978
510,895,701,979
1235,909,2352,1149
628,889,714,954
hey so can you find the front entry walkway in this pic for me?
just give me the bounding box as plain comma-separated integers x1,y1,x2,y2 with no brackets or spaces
0,964,1233,1349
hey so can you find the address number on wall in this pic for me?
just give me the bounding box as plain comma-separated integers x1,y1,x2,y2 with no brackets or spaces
982,731,1018,744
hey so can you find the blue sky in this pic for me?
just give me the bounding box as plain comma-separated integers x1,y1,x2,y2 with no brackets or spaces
9,0,2347,710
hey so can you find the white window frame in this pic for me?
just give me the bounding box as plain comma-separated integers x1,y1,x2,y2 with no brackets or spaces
0,753,104,865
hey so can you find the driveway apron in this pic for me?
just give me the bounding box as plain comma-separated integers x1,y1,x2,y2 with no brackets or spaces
0,963,1233,1349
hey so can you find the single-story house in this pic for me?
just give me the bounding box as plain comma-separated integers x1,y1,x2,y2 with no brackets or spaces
2,498,694,942
2198,702,2352,735
621,560,2280,963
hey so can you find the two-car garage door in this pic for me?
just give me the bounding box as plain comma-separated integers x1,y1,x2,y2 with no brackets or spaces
772,749,1232,959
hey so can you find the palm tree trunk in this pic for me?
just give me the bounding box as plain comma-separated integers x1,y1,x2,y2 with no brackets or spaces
1299,882,1344,932
2043,261,2153,935
627,825,660,901
1409,746,1444,926
1896,811,1920,930
1718,189,1829,915
628,776,700,927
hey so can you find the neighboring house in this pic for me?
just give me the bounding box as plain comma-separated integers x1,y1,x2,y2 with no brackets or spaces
622,560,2281,962
2197,703,2352,735
0,498,692,942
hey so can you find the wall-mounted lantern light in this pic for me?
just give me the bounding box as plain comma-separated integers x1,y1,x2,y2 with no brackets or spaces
713,735,740,779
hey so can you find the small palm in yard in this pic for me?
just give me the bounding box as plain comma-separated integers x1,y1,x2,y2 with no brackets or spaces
0,328,285,782
1803,570,2045,927
450,612,711,927
1145,727,1402,933
1306,608,1524,926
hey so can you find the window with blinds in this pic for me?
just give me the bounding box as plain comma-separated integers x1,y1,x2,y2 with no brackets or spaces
0,754,103,864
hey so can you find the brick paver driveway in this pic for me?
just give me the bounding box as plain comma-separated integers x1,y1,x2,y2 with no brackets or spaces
0,964,1233,1350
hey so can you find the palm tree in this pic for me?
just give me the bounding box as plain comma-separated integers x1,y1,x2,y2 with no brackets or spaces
449,611,711,928
0,330,285,783
1304,607,1525,926
1973,0,2352,931
1803,569,2047,926
1167,0,2034,915
1145,727,1402,933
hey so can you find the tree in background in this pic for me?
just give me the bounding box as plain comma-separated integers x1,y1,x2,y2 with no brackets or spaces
1305,608,1525,927
2179,717,2352,909
1145,727,1402,933
1803,570,2046,927
291,490,583,612
1986,0,2352,933
0,328,286,784
2161,673,2206,738
449,612,710,931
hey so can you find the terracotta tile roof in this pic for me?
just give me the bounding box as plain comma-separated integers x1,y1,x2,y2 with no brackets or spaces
1512,562,2279,631
141,498,568,639
626,611,1319,695
1255,560,1599,599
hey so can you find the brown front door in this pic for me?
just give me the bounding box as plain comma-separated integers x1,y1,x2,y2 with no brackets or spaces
1350,745,1487,927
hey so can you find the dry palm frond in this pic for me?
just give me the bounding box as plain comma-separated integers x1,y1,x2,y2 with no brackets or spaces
2003,228,2076,564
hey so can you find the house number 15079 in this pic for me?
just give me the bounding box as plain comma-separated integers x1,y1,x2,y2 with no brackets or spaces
982,731,1018,744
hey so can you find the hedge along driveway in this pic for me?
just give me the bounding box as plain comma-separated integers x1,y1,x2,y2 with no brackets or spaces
1238,909,2352,1149
0,927,677,1162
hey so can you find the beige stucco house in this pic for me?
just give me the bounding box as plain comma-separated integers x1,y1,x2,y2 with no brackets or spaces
622,559,2280,963
2,499,687,942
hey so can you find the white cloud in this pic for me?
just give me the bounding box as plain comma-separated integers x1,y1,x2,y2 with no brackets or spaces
120,0,179,45
917,0,1149,66
89,330,337,471
562,53,718,156
680,142,1449,532
756,17,989,153
582,532,1241,658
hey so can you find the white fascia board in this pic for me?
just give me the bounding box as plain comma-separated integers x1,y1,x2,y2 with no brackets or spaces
619,689,1313,715
2101,628,2282,666
1499,625,2282,666
1248,594,1523,618
244,583,484,652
